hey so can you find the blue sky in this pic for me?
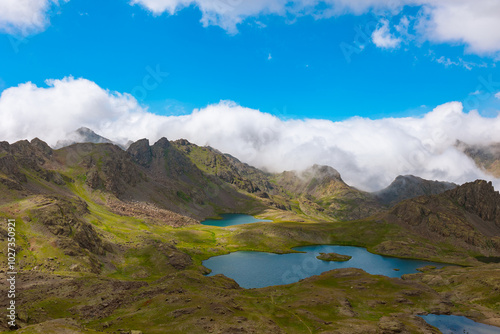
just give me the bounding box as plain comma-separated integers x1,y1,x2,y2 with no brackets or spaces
1,0,499,121
2,0,500,190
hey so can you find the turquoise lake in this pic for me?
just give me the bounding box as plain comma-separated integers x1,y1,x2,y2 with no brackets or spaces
203,244,447,289
420,314,500,334
200,215,500,332
201,214,272,227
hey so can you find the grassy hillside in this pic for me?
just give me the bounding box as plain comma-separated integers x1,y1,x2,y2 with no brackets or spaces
1,138,500,333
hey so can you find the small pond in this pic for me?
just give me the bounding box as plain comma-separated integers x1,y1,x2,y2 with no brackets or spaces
203,245,447,289
201,214,272,227
419,314,500,334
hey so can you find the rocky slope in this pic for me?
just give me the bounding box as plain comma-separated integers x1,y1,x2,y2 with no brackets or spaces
0,137,261,221
2,134,500,333
0,135,480,225
381,180,500,255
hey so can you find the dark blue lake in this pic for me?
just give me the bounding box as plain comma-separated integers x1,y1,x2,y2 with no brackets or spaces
203,245,446,289
420,314,500,334
201,214,272,227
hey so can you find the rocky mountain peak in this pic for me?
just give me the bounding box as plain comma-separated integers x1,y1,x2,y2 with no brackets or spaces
303,164,343,182
446,180,500,225
10,138,53,160
0,141,10,154
30,138,53,157
54,127,115,149
174,139,191,146
375,175,457,206
153,137,170,149
127,139,152,167
387,179,500,253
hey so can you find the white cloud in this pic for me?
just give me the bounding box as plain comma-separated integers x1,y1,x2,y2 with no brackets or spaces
0,77,145,145
417,0,500,55
435,56,458,67
495,92,500,99
0,0,66,35
372,19,401,49
428,52,488,70
130,0,291,34
1,76,500,191
130,0,500,56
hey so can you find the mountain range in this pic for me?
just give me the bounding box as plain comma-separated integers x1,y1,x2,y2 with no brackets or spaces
1,128,500,333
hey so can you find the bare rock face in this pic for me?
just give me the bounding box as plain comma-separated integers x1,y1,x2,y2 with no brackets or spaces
30,137,53,157
127,138,152,167
447,180,500,227
0,154,26,183
31,196,106,256
388,180,500,252
11,139,52,170
157,243,193,270
0,139,55,187
152,137,170,150
173,140,264,194
81,144,144,196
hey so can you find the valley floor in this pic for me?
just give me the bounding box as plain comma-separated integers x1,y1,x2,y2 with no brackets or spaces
1,202,499,334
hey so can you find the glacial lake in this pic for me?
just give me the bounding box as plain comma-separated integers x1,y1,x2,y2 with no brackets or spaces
201,214,272,227
420,314,500,334
203,245,447,289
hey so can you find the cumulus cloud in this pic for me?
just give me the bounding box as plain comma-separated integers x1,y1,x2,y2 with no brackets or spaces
417,0,500,55
1,76,499,191
496,92,500,99
0,77,145,145
371,19,401,49
0,0,66,35
130,0,500,55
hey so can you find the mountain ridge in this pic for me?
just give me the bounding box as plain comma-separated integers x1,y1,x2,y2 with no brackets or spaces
1,133,468,221
2,134,500,333
379,180,500,256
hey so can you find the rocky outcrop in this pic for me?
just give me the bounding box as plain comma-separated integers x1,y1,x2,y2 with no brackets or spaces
31,137,53,157
447,180,500,227
173,140,265,194
152,137,171,150
81,144,144,195
11,139,52,170
31,196,107,256
0,138,55,187
386,180,500,253
154,242,193,270
0,154,26,183
127,138,152,167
